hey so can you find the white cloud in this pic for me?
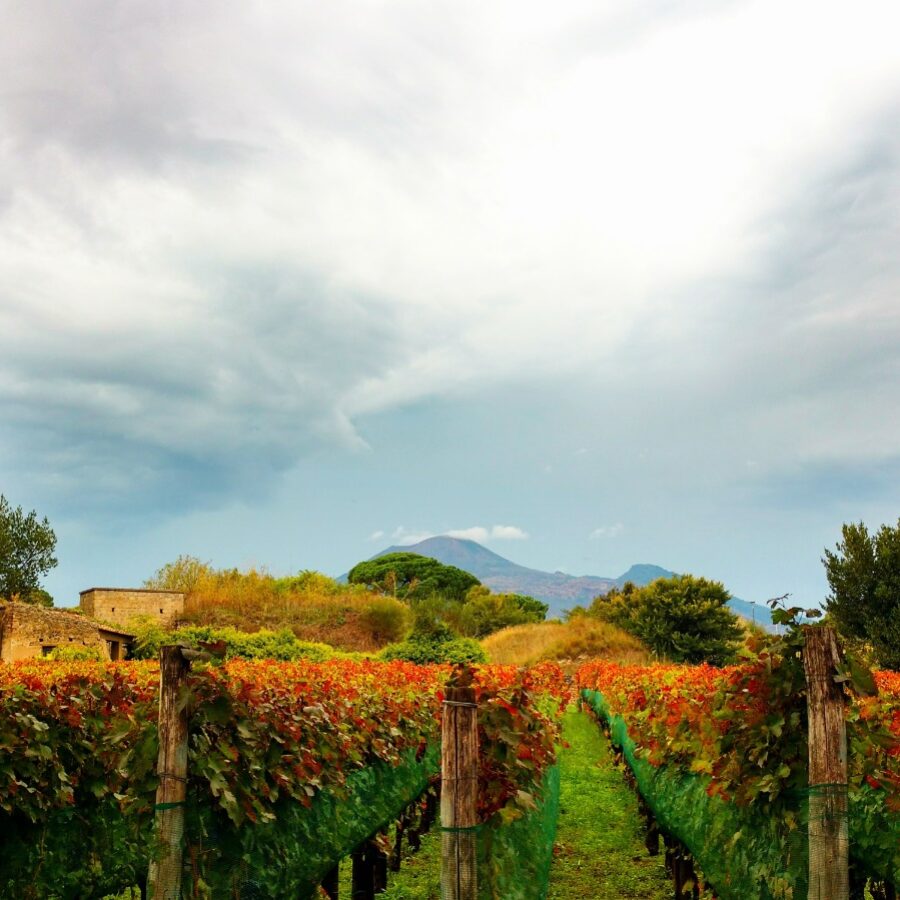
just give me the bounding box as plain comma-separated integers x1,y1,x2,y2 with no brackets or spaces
446,525,528,542
590,524,625,539
367,530,385,542
390,526,434,546
490,525,528,540
446,526,490,542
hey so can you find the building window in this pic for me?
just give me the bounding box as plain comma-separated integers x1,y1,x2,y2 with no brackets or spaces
111,607,115,613
160,608,164,614
106,640,120,661
41,645,56,657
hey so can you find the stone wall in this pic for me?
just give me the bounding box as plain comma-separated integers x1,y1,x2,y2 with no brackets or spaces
0,602,130,661
79,588,185,629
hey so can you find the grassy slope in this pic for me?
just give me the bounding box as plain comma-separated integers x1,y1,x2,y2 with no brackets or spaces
547,708,670,900
481,618,650,667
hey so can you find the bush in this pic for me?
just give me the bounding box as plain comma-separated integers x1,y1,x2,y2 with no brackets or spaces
128,622,339,662
379,635,487,665
378,613,486,664
589,575,742,665
359,597,411,644
44,644,104,662
457,586,547,638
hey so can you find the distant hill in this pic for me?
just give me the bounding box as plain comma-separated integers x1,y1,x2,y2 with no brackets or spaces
353,536,772,625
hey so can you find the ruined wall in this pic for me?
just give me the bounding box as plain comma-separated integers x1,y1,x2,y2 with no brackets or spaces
80,588,184,629
0,602,126,662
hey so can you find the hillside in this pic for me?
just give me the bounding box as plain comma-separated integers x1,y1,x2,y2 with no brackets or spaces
362,536,772,625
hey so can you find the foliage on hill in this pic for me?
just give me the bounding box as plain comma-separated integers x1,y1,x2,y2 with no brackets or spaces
347,552,481,602
128,619,349,662
144,558,410,651
586,574,743,665
143,555,546,655
481,618,650,667
379,615,487,665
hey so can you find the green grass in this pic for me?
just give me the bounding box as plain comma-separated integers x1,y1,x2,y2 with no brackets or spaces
335,824,442,899
547,708,671,899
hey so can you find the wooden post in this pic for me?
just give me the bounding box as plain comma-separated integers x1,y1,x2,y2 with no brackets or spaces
440,676,478,900
147,645,192,900
351,846,375,900
321,864,339,899
804,626,849,900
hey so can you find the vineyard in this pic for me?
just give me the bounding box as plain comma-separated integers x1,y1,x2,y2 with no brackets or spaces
0,628,899,899
0,657,568,898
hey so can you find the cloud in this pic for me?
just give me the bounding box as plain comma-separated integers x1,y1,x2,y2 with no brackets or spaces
446,525,528,541
0,1,898,521
367,530,385,542
490,525,529,540
389,527,434,546
590,524,625,539
445,526,490,542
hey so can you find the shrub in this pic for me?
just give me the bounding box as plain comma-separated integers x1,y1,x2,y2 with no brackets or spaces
44,644,104,661
129,623,339,662
457,586,547,637
359,597,411,644
589,575,742,665
379,635,487,665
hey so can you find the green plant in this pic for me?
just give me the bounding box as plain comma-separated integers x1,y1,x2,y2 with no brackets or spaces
44,645,104,661
590,574,742,665
359,596,412,644
824,519,900,669
0,494,57,602
347,553,480,602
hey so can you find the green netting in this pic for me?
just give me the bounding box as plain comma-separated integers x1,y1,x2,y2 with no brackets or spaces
0,745,439,899
440,763,561,900
581,689,888,900
179,742,440,898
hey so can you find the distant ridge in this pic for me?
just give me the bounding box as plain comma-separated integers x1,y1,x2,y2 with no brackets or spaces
351,536,772,625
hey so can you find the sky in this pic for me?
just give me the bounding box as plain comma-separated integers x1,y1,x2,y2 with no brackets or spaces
1,1,898,608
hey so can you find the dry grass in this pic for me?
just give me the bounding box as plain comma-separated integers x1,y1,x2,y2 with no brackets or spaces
481,617,651,667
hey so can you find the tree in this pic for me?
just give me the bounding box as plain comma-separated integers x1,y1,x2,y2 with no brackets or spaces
823,519,900,670
457,586,548,637
590,574,742,665
144,555,212,593
347,552,480,602
0,495,58,603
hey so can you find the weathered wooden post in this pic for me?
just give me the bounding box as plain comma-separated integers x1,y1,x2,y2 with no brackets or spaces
147,645,192,899
351,846,375,900
803,626,849,900
440,670,479,900
321,864,339,899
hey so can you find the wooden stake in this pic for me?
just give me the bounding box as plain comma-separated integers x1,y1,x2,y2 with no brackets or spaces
147,645,192,900
321,863,339,899
804,626,849,900
440,678,479,900
351,846,375,900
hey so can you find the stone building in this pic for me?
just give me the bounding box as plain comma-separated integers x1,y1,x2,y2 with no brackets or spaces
79,587,185,629
0,602,134,662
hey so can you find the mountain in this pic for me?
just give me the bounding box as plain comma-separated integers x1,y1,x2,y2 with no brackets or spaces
357,536,772,626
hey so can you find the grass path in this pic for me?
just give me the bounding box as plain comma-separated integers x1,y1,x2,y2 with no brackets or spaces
547,708,670,899
345,707,670,899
